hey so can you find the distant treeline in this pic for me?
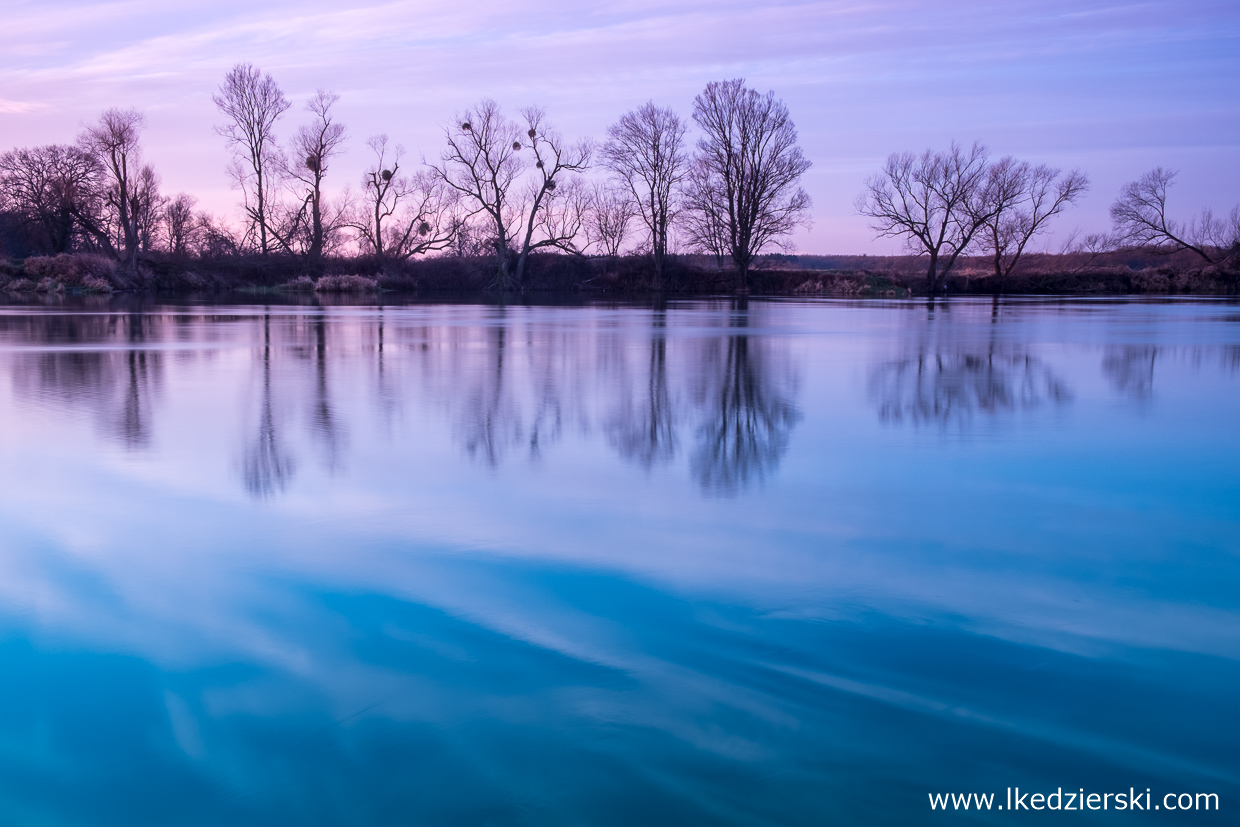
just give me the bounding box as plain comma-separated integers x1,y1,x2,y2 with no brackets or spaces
0,64,1236,296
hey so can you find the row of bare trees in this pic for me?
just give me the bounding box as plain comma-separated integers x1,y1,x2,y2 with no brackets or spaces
427,78,812,289
0,66,813,290
858,143,1239,294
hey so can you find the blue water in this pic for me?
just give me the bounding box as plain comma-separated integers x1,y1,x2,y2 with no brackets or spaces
0,296,1235,825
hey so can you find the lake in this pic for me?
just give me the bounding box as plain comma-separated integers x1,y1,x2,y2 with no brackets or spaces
0,295,1236,825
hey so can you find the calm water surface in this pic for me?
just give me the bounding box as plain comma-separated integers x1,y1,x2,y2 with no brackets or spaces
0,296,1236,825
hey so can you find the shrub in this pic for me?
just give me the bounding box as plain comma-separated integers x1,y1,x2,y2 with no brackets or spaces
283,275,316,291
22,254,117,292
314,274,378,293
80,276,113,293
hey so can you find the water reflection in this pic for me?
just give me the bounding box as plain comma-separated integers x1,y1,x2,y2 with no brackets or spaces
242,313,294,497
869,348,1072,427
606,307,677,469
0,297,1237,825
309,311,346,472
6,301,1240,493
1103,346,1158,400
79,299,801,497
690,308,800,494
0,311,164,447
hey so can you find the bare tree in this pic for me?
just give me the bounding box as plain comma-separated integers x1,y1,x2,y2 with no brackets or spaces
434,101,590,289
196,212,241,257
1110,168,1240,263
282,90,347,270
510,107,592,285
433,100,525,286
0,144,107,254
81,108,147,271
162,193,199,257
681,158,731,265
684,79,812,291
584,182,637,257
519,173,591,268
351,135,456,263
1060,230,1117,274
979,158,1088,284
603,102,688,286
857,141,993,295
213,63,290,255
130,164,166,254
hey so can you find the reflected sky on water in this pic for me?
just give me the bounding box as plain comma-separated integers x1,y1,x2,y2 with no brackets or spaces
0,296,1237,825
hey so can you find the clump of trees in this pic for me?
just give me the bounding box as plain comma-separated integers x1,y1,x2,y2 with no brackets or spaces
0,67,814,292
857,142,1089,294
858,144,1238,293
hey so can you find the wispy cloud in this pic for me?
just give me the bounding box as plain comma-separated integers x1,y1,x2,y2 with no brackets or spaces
0,98,51,114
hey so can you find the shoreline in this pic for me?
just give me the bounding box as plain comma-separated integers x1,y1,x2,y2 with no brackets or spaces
3,251,1237,299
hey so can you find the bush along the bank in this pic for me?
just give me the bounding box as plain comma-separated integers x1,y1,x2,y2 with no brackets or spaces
2,254,117,293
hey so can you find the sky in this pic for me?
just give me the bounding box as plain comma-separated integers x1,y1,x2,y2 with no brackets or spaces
2,0,1238,254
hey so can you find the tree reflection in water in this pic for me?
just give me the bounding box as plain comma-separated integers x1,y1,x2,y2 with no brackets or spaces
869,300,1071,427
606,306,677,469
0,300,806,498
454,309,523,466
1102,346,1157,400
870,349,1072,426
242,312,294,498
689,302,800,495
2,309,162,448
8,299,1240,500
309,310,345,472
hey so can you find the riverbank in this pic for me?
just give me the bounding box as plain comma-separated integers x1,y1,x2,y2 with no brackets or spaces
2,250,1237,297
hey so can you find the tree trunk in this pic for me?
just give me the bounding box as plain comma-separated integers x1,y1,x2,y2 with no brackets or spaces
496,237,513,290
926,251,939,296
309,185,324,275
514,248,529,291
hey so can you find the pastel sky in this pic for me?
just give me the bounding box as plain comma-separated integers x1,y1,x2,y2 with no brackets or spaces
2,0,1237,254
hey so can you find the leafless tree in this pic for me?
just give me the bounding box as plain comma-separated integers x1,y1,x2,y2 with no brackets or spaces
603,102,688,286
162,194,199,257
213,63,291,255
978,158,1088,283
351,135,457,262
510,107,592,285
434,100,590,289
130,164,166,254
518,171,591,269
281,90,347,270
196,211,242,257
450,220,494,258
433,100,525,286
1110,168,1240,263
1058,230,1117,274
584,182,637,257
681,158,731,265
684,80,812,291
857,141,993,295
0,144,110,255
81,108,148,271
